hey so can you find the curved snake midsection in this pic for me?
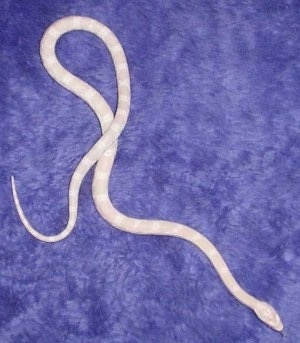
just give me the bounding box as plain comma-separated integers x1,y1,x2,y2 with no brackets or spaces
11,16,283,332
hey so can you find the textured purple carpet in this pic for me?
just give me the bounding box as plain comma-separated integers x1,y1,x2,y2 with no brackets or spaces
1,1,299,342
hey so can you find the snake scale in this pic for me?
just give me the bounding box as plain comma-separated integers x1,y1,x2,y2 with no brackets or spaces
11,16,283,332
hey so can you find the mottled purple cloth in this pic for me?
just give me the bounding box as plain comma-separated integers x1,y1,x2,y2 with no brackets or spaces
0,1,299,342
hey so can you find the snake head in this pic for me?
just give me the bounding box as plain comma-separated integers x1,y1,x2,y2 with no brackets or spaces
254,301,283,332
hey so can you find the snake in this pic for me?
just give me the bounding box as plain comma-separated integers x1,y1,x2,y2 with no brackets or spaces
11,16,283,332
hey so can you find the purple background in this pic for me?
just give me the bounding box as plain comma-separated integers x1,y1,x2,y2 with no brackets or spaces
1,1,300,342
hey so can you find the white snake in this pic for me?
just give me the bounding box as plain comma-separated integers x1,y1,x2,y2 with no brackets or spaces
11,16,283,332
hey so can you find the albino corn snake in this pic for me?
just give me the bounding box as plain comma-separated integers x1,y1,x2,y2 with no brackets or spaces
11,16,283,332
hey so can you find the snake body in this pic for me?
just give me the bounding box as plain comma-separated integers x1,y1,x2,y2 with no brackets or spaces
11,16,283,332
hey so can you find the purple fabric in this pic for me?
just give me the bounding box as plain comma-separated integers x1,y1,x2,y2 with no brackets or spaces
1,1,299,342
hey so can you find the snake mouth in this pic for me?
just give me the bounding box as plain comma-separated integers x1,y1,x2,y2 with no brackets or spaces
266,318,283,332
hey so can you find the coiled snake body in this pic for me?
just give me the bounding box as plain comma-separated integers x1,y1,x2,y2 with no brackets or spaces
11,16,283,332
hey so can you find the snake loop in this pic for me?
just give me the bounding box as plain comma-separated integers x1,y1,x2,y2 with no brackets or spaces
11,16,283,332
